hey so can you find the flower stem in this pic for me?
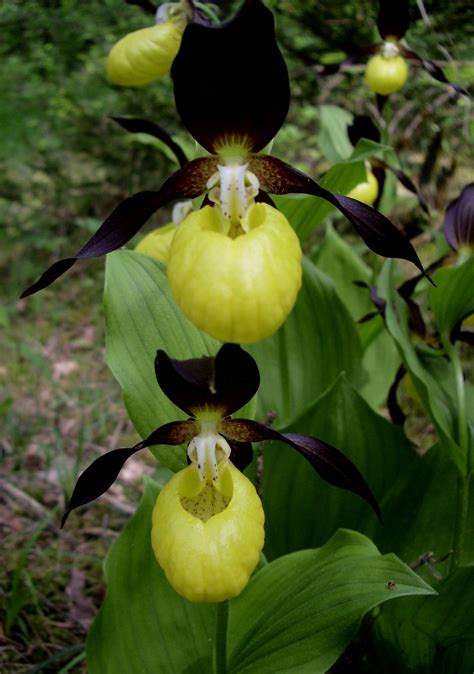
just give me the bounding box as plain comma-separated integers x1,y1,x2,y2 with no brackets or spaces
214,600,229,674
447,342,471,571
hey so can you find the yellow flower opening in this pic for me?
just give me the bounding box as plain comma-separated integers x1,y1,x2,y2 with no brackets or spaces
151,425,264,603
167,198,302,343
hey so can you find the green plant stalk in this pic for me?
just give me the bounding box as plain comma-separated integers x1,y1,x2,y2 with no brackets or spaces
214,600,229,674
447,342,471,570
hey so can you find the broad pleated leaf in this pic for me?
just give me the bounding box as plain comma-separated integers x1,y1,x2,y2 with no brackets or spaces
248,257,363,428
104,250,218,471
171,0,289,153
428,257,474,344
261,375,417,560
226,529,434,674
87,478,215,674
379,260,465,473
318,104,353,162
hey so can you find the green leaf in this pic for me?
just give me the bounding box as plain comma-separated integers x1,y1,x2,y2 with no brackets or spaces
104,250,219,471
248,257,363,428
379,260,463,472
227,529,434,674
87,478,215,674
429,257,474,345
262,375,417,559
370,566,474,674
318,104,353,162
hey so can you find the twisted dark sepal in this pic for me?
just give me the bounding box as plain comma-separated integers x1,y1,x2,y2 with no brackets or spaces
171,0,290,153
155,344,260,418
220,419,382,522
21,157,216,297
250,155,429,279
348,115,381,146
387,364,407,425
126,0,157,15
377,0,410,40
400,47,470,97
112,117,188,167
61,420,197,527
444,183,474,251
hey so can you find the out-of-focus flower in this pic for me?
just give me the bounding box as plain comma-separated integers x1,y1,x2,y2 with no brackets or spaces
61,344,381,602
106,1,190,86
322,0,468,100
135,200,192,262
444,184,474,254
22,0,429,336
347,163,379,206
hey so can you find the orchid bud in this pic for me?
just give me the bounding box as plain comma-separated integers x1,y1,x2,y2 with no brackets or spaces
106,6,186,87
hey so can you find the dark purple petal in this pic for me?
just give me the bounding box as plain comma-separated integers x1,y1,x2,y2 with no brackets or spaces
377,0,410,39
400,47,469,96
221,419,381,520
227,439,254,472
171,0,289,153
21,157,216,298
250,154,428,277
155,344,260,418
61,420,196,526
112,116,188,167
348,115,381,146
387,364,407,425
444,184,474,251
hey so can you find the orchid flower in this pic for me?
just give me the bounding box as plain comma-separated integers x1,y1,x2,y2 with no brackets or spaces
62,343,381,602
22,0,427,343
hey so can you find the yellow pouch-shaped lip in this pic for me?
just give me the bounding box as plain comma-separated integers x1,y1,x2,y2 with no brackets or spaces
365,54,408,95
347,169,379,206
151,462,264,603
167,203,302,344
106,21,184,87
134,223,177,263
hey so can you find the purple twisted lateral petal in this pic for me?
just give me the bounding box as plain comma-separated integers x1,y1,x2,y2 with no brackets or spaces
250,154,428,278
220,419,381,521
444,183,474,250
400,46,470,96
21,157,217,297
61,420,197,527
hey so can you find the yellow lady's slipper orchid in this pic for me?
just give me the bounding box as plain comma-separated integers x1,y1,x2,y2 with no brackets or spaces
365,51,408,96
168,203,302,343
106,3,188,87
135,222,178,262
152,460,264,603
347,167,379,206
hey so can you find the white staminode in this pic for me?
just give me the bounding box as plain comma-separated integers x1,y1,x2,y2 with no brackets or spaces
187,424,232,481
207,164,260,227
382,41,400,58
172,199,193,224
155,1,188,24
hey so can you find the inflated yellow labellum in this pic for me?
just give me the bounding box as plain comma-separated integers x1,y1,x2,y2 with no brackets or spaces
365,54,408,95
151,462,265,603
134,223,177,263
106,21,184,87
167,203,302,343
347,169,379,206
